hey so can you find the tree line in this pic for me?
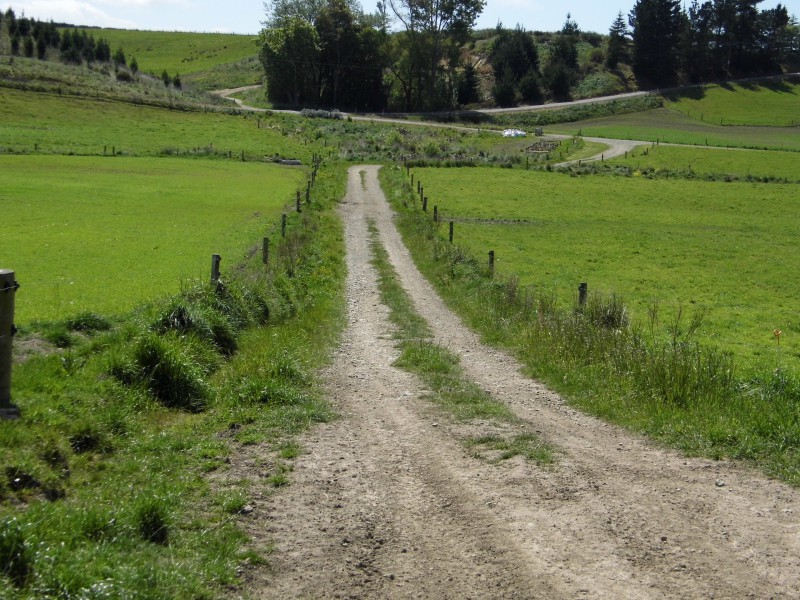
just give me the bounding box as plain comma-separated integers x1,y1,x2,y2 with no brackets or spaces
260,0,798,111
627,0,797,86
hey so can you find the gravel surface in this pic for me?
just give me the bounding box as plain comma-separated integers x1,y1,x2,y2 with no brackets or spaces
229,165,800,599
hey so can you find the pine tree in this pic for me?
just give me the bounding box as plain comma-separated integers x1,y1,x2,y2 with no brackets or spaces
629,0,683,85
606,12,629,69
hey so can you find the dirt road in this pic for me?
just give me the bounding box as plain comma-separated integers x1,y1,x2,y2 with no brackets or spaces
235,166,800,599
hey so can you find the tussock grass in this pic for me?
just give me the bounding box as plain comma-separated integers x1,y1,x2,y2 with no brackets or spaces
381,164,800,485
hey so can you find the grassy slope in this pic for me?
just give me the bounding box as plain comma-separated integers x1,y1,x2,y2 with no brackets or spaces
665,79,800,127
1,155,305,323
606,144,800,181
73,29,258,78
555,107,800,150
0,87,309,159
412,167,800,374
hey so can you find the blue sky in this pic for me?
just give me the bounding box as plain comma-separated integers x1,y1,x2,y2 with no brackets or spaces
3,0,799,35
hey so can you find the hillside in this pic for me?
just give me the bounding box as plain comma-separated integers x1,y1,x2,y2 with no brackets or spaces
71,28,262,90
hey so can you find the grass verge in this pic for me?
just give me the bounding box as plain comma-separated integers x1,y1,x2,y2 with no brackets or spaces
379,164,800,486
366,219,554,465
0,162,348,598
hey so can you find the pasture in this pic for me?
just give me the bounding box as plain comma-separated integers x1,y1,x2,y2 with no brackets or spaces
0,155,305,323
665,79,800,127
73,29,258,78
413,167,800,374
0,88,312,160
606,144,800,182
556,108,800,151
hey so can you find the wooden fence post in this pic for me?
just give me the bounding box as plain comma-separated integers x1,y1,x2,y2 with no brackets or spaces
281,214,287,238
0,270,20,420
411,174,414,189
211,254,222,284
449,221,454,244
433,206,438,222
488,251,495,276
296,191,302,213
263,238,270,265
578,282,588,307
422,196,428,212
306,181,311,202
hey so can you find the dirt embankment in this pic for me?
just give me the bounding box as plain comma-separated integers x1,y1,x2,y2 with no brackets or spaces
228,165,800,600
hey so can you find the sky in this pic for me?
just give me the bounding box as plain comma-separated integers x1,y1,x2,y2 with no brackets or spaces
3,0,799,35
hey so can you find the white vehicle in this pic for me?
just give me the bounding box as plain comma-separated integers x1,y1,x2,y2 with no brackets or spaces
502,128,527,138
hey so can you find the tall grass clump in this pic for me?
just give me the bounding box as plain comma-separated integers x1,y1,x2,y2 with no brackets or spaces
380,164,800,484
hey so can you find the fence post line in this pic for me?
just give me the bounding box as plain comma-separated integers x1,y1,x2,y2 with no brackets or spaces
433,206,438,222
0,270,20,420
449,221,454,243
578,282,588,307
281,213,287,238
422,196,428,212
211,254,222,285
262,238,270,265
488,251,495,276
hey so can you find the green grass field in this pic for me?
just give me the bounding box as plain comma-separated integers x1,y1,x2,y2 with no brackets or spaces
73,29,258,79
0,87,313,160
413,167,800,374
556,107,800,150
0,155,305,323
606,144,800,181
665,79,800,127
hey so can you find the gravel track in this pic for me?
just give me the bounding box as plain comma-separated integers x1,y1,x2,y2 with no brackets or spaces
231,165,800,599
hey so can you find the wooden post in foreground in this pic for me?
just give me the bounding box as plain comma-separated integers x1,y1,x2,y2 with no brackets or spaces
282,214,287,238
422,196,428,212
488,251,495,276
578,282,588,307
211,255,222,284
433,206,438,222
449,221,454,243
0,270,20,420
263,238,270,265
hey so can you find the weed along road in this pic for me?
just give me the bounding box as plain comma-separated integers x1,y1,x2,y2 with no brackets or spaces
236,166,800,599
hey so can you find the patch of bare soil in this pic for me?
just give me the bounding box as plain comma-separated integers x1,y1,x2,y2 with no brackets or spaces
229,165,800,599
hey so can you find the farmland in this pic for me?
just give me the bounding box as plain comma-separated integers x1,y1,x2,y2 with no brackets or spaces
1,155,305,323
0,87,312,160
72,29,258,81
556,108,800,150
410,167,800,374
605,144,800,182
